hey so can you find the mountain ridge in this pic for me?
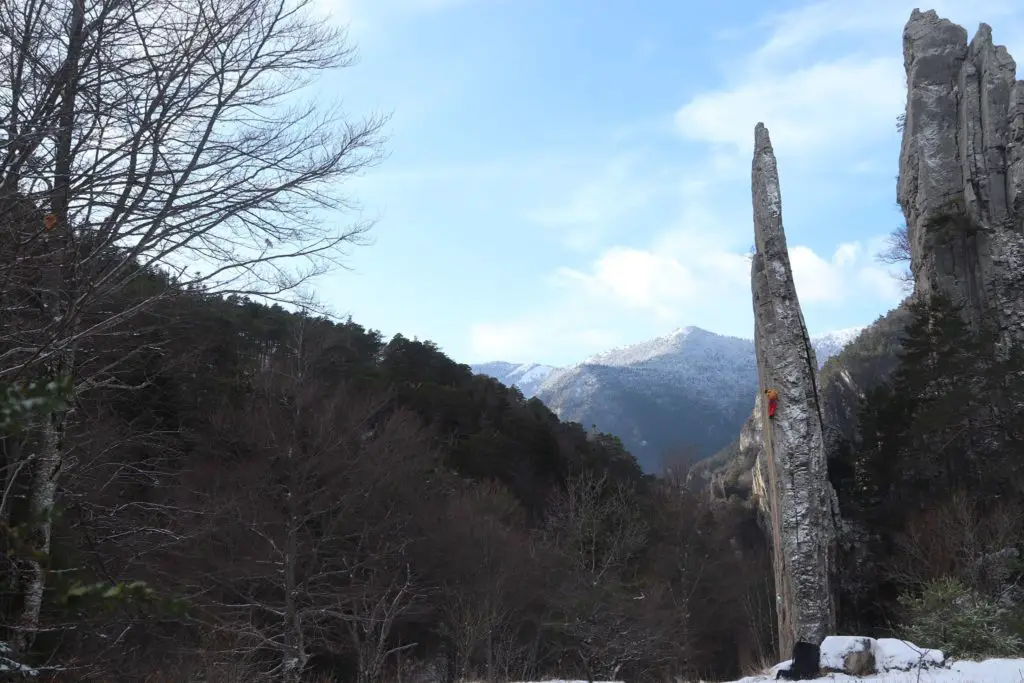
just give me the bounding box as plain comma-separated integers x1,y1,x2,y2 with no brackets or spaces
471,325,865,473
473,325,864,398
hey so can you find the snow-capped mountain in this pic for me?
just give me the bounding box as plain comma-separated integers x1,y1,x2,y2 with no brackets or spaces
469,361,559,399
471,325,863,474
810,327,864,365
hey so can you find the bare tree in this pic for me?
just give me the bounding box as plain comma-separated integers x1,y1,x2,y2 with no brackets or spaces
876,223,913,291
660,443,701,488
544,471,648,584
177,317,434,682
887,490,1024,596
436,482,533,683
541,471,652,681
342,563,423,683
0,0,386,654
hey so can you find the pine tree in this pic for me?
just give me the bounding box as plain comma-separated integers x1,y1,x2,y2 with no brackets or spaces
847,294,1003,534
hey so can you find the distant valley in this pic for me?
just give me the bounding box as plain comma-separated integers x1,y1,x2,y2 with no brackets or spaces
471,326,862,473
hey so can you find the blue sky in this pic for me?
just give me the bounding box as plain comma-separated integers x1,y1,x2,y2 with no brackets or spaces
307,0,1024,367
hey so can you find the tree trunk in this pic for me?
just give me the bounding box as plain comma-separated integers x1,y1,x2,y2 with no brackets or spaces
14,413,62,654
15,0,86,656
486,631,494,683
283,444,305,683
356,645,382,683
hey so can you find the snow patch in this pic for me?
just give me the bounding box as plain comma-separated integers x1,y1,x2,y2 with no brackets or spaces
0,641,39,676
503,641,1024,683
730,636,1024,683
470,361,561,398
873,637,944,671
742,657,1024,681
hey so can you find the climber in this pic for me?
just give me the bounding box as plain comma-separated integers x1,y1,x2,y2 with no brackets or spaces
765,388,779,419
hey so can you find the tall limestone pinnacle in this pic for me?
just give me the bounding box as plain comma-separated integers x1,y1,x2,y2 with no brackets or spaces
750,123,837,656
899,9,1024,344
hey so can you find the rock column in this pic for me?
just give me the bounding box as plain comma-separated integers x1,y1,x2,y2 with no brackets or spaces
750,123,838,656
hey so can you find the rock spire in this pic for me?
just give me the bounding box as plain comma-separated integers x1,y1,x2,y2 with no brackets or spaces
750,123,838,656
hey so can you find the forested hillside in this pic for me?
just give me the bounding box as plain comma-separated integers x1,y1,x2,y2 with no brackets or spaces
0,271,778,682
829,294,1024,639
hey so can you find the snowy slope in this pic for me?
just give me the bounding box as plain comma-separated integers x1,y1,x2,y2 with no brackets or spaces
811,326,864,365
470,361,560,399
577,326,757,412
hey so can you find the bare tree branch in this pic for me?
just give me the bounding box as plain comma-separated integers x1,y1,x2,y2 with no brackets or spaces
876,223,913,291
0,0,386,657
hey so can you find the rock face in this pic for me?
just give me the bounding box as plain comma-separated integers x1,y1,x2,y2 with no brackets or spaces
692,305,910,503
750,123,838,656
899,9,1024,345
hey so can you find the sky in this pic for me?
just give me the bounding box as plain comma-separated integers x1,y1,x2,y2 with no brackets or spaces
304,0,1024,367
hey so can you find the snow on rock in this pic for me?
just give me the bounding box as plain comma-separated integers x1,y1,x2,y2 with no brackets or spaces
817,635,944,675
820,635,876,675
810,327,864,363
573,326,757,412
512,656,1024,683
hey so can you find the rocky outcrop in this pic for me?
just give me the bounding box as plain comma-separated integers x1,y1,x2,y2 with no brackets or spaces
899,9,1024,345
817,305,911,455
686,391,765,500
750,123,838,656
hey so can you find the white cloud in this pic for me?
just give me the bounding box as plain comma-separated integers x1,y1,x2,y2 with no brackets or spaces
675,56,904,160
566,235,901,315
674,0,908,163
554,247,698,320
681,0,1024,163
752,0,1023,64
468,230,907,363
750,1,905,63
522,153,676,250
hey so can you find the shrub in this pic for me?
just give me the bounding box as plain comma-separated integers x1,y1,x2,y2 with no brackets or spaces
898,577,1023,659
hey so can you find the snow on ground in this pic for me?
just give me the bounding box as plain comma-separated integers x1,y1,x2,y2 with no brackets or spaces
734,658,1024,681
732,635,1024,682
0,641,38,676
505,637,1024,683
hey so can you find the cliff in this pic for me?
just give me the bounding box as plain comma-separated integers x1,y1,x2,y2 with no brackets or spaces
899,9,1024,347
